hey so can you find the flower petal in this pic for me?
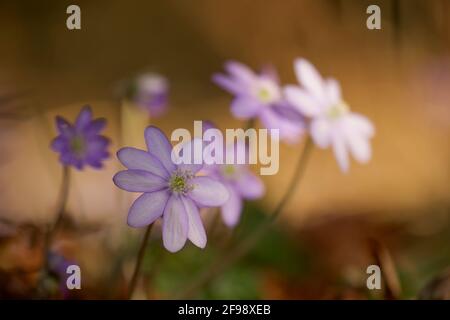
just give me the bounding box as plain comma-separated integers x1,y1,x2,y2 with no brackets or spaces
294,58,326,99
284,85,322,117
346,113,375,138
117,147,169,178
162,196,188,252
181,196,206,249
225,61,256,85
221,185,243,227
144,126,176,173
234,170,265,199
325,78,341,105
175,138,204,174
212,74,244,95
346,130,372,163
55,116,73,135
332,134,350,173
310,118,332,148
75,106,93,130
127,190,169,228
189,176,229,207
84,118,106,136
259,107,303,143
230,96,261,119
113,169,167,192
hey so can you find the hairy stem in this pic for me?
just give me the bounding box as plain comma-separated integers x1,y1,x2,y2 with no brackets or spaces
176,137,313,298
127,223,154,299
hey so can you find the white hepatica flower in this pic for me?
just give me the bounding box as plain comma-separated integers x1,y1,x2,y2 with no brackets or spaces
284,58,375,172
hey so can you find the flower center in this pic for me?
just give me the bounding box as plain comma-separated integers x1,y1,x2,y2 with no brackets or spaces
222,164,236,177
169,169,194,194
326,101,349,119
254,79,280,104
70,135,86,156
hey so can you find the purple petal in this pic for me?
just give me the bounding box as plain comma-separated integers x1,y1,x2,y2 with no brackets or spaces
162,195,189,252
259,107,303,143
230,96,261,119
75,106,93,130
212,74,245,95
127,190,169,228
51,136,67,152
117,147,169,178
221,185,243,227
181,196,206,249
144,126,176,173
113,169,167,192
84,118,106,136
55,116,73,135
175,138,204,174
189,176,229,207
234,170,265,200
225,61,255,85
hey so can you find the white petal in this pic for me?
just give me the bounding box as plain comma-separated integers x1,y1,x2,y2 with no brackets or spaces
325,78,342,105
181,197,207,249
294,58,326,98
310,118,332,148
346,113,375,138
332,134,350,173
284,85,322,117
346,130,372,163
162,196,188,253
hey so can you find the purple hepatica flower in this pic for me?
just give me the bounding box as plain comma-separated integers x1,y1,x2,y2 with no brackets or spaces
204,142,264,227
113,126,229,253
213,61,304,143
51,106,110,170
131,73,169,117
284,58,375,172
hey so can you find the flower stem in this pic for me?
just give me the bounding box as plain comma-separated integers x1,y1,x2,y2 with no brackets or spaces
127,223,154,299
176,136,314,298
43,165,70,269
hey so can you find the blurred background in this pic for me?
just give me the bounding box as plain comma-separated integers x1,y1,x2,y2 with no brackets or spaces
0,0,449,299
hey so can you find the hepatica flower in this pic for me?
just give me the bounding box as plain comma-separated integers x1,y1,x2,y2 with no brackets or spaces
213,61,304,143
130,73,169,117
113,126,229,252
284,59,375,172
204,142,264,227
51,106,110,170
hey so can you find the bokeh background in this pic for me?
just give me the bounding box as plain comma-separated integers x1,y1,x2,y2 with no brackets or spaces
0,0,449,299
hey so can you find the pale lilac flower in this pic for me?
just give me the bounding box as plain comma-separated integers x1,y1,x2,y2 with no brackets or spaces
284,59,375,172
131,73,169,117
204,142,264,227
213,61,304,143
113,126,229,252
51,106,110,170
